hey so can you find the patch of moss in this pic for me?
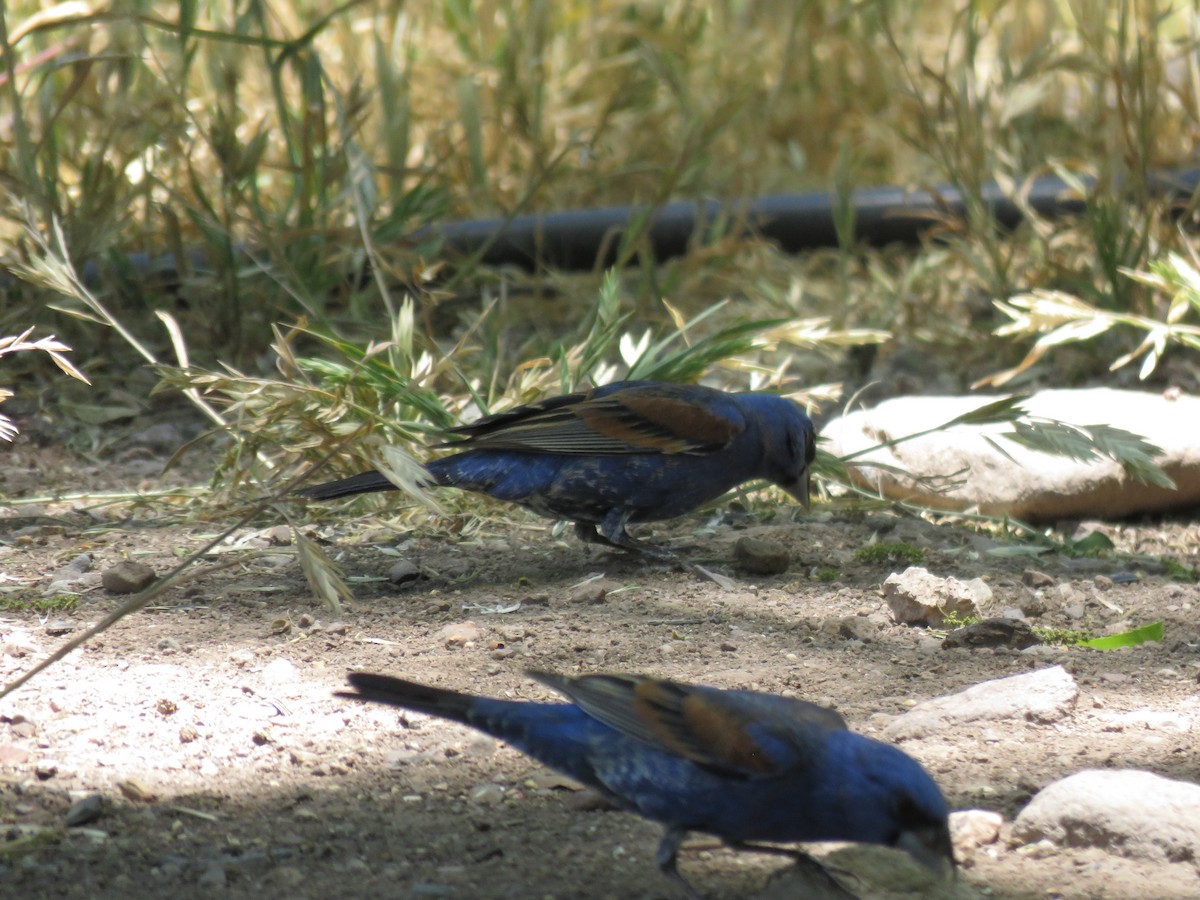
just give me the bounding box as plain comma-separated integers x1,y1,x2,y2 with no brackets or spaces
853,542,925,565
1162,559,1197,583
0,594,79,613
939,611,980,630
1033,626,1093,646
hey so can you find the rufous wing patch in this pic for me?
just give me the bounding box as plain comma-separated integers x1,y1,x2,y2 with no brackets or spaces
626,679,776,776
617,393,741,450
678,693,777,775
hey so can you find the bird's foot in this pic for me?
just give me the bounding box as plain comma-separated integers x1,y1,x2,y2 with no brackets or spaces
656,828,708,900
729,842,860,898
585,516,735,589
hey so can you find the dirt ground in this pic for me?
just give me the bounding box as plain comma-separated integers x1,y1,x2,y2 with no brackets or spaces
1,433,1199,900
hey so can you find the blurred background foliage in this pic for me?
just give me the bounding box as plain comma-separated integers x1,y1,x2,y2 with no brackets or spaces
2,0,1200,488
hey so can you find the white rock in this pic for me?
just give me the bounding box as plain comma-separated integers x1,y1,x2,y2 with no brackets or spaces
949,809,1004,850
883,567,991,626
261,658,301,685
821,389,1200,522
1098,710,1192,733
884,665,1077,741
1013,769,1200,864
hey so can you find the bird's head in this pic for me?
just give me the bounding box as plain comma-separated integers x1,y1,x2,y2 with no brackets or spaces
820,732,956,877
754,397,816,508
864,741,957,876
890,793,957,877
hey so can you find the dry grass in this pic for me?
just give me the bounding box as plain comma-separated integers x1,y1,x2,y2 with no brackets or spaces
2,0,1199,502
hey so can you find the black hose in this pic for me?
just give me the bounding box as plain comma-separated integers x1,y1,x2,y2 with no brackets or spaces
32,168,1200,286
431,169,1200,271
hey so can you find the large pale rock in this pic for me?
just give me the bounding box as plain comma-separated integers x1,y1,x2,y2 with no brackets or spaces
884,665,1077,741
1013,769,1200,866
821,389,1200,522
883,566,991,626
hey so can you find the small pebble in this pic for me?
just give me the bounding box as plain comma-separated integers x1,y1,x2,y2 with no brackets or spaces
1022,569,1055,588
66,794,106,827
569,580,619,605
733,537,790,575
436,621,482,647
388,560,427,585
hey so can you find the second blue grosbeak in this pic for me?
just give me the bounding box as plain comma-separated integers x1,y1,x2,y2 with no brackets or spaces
339,669,954,899
302,381,815,560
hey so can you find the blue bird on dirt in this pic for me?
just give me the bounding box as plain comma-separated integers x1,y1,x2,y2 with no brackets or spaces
301,381,816,564
338,669,955,899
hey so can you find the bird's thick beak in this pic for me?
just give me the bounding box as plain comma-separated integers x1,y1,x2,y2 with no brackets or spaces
780,472,811,510
895,825,957,879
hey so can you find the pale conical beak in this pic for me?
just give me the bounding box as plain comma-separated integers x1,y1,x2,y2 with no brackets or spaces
780,472,811,510
895,825,957,878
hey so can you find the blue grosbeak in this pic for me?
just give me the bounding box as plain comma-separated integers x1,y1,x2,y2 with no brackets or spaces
302,381,815,562
339,670,954,899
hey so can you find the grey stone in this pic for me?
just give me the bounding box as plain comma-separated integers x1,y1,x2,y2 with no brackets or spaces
942,617,1040,650
733,537,790,575
66,794,107,827
1013,769,1200,864
388,559,428,585
884,665,1077,741
51,552,93,580
821,389,1200,522
101,560,156,594
568,579,620,605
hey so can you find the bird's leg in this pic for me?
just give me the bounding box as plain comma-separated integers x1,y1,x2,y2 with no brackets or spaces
595,510,672,558
655,827,706,900
726,842,860,898
573,522,616,549
592,511,734,588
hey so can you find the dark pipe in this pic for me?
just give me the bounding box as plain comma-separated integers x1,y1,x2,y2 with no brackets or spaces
31,168,1200,286
431,169,1200,271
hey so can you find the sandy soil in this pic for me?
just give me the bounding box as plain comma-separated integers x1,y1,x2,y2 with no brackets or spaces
1,436,1199,900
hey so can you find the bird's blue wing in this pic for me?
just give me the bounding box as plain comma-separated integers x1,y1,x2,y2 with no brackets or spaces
528,671,846,778
444,383,745,456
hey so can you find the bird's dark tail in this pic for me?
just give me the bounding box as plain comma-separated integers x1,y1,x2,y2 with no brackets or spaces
296,470,397,500
338,672,474,725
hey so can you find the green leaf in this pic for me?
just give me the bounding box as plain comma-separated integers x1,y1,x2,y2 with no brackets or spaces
1066,531,1115,557
1005,420,1103,462
1083,423,1176,489
945,394,1030,427
1004,420,1175,489
1079,621,1163,650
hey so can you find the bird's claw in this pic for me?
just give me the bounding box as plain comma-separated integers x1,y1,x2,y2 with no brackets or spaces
577,518,735,589
730,842,861,898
